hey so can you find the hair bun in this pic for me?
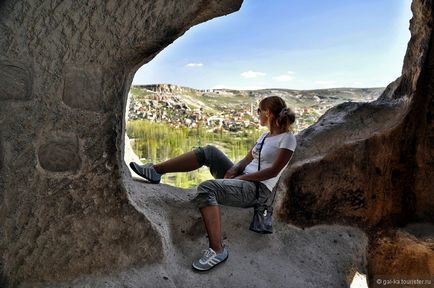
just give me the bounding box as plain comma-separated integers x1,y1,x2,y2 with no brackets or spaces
279,107,289,117
279,107,295,125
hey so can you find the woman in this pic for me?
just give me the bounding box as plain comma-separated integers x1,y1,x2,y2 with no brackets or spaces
130,96,296,271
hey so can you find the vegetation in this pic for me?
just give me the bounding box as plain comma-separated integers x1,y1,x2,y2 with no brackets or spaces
127,120,266,188
127,85,384,187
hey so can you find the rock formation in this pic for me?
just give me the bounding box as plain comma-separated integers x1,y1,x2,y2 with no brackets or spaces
0,0,243,286
0,0,432,287
138,84,197,94
276,0,434,226
274,0,434,285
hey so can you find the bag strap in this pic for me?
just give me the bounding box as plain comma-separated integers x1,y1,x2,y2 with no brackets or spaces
269,183,278,206
254,132,268,200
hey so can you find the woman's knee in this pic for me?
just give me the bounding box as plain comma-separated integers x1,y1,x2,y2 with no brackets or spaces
197,179,218,195
193,145,217,165
202,145,219,158
194,180,218,208
192,147,206,166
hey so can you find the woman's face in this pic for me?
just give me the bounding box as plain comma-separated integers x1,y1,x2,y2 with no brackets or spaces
257,107,270,127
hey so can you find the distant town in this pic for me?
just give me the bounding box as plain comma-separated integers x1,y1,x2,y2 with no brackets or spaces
128,84,384,133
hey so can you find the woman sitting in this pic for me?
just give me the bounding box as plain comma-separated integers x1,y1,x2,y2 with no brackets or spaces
130,95,297,271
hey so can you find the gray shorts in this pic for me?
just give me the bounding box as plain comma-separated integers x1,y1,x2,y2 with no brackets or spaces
192,145,271,209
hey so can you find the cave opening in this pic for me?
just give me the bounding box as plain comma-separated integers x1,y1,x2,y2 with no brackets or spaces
123,0,412,190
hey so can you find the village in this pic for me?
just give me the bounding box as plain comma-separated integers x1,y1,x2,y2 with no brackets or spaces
128,91,333,133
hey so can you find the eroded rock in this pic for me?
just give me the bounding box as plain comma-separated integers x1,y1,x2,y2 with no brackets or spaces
62,65,103,112
272,0,434,285
38,134,81,172
0,61,32,101
275,0,434,228
0,0,244,286
368,225,434,286
0,0,432,287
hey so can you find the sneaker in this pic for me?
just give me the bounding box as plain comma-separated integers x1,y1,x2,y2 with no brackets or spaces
192,247,228,271
129,162,161,184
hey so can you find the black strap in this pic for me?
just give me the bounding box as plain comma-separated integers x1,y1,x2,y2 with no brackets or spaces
254,133,268,200
269,183,278,206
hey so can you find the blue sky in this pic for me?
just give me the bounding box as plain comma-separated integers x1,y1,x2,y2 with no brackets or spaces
132,0,412,90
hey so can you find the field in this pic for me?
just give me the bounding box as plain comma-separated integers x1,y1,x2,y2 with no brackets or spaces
127,120,266,188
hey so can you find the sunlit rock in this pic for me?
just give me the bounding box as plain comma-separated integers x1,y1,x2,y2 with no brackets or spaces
0,0,432,287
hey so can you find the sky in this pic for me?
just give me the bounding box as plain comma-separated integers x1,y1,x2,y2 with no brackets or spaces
132,0,413,90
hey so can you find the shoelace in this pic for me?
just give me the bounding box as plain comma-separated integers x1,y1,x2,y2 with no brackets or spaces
200,248,215,261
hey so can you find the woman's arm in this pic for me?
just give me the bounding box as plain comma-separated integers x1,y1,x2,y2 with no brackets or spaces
224,147,254,179
235,148,293,181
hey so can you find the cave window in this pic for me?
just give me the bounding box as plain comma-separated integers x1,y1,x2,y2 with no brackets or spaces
124,0,412,188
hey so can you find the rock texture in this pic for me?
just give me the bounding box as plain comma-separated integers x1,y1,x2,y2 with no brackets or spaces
368,224,434,280
0,0,243,286
273,0,434,286
276,0,434,228
0,0,432,287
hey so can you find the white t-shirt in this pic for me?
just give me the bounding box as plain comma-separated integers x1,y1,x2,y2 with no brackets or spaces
243,131,296,191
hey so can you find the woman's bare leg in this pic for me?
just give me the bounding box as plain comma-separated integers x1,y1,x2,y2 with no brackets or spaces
153,151,201,174
200,205,223,253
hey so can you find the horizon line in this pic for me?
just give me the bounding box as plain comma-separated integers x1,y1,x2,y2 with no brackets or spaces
131,83,386,92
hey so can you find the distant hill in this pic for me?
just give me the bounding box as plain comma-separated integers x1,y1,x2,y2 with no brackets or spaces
132,84,384,112
128,84,385,132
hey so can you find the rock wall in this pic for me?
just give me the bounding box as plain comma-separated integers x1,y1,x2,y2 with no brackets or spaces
275,0,433,228
369,224,434,282
0,0,242,286
273,0,433,286
0,0,432,286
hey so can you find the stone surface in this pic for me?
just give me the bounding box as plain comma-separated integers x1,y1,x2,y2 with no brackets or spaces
37,134,81,172
275,0,434,228
272,0,434,284
0,0,432,287
62,65,103,111
0,137,3,171
38,177,369,288
368,224,434,286
0,0,244,286
0,61,32,101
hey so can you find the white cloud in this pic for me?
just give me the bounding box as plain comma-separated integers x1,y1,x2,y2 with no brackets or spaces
241,70,266,79
273,71,295,82
185,63,204,68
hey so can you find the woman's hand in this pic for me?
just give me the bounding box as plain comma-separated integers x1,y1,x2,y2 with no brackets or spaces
224,167,239,179
224,148,254,179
